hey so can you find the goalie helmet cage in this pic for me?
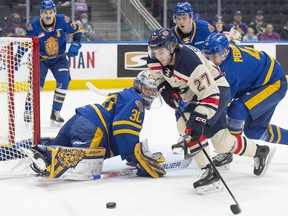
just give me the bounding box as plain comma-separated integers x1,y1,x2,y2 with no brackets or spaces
0,36,40,177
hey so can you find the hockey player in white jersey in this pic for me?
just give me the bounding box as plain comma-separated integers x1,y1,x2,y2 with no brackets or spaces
147,28,275,194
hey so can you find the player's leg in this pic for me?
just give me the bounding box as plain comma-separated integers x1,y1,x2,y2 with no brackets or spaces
22,114,109,179
24,62,49,122
231,76,288,144
50,58,71,127
214,78,287,167
211,128,276,177
22,145,106,180
177,112,223,194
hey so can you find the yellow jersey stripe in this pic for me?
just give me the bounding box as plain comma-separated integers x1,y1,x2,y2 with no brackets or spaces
113,120,142,129
245,80,280,110
262,55,275,85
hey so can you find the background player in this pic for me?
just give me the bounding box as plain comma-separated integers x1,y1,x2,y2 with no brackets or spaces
147,28,275,194
170,2,241,147
22,0,82,127
22,70,166,180
203,33,288,168
171,2,216,50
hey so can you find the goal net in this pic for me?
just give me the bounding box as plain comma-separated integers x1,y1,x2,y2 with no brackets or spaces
0,36,40,177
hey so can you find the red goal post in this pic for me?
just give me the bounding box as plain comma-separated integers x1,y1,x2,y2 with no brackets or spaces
0,36,40,177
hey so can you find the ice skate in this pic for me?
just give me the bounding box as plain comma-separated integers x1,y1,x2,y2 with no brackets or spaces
193,164,223,194
253,144,276,176
171,136,185,154
212,152,233,170
24,110,32,123
50,109,64,127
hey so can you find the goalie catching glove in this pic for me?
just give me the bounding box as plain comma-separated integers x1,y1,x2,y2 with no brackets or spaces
157,81,181,109
127,141,166,178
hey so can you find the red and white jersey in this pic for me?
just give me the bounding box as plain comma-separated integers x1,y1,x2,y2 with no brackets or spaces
147,45,229,120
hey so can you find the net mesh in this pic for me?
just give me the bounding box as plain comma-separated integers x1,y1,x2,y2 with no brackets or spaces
0,37,39,162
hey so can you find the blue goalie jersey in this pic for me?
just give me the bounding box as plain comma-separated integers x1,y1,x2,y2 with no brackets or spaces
76,87,146,160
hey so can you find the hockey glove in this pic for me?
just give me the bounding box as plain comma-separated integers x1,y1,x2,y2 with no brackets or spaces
68,41,82,57
157,81,180,109
129,142,166,178
185,112,207,139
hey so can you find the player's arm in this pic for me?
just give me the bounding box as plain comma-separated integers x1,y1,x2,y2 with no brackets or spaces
147,57,181,109
65,15,83,57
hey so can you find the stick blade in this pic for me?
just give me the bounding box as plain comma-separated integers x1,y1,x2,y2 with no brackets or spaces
230,204,241,215
86,82,108,97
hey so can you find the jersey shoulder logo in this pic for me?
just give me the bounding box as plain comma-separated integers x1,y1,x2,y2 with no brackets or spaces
135,100,144,112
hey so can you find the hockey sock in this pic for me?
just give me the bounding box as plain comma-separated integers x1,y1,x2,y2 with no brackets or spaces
262,124,288,145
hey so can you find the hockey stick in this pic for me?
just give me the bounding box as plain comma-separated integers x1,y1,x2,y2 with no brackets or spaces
86,81,113,97
40,52,67,61
174,100,241,215
92,156,194,180
86,81,164,108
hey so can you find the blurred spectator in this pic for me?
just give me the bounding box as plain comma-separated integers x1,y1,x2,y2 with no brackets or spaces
194,13,201,20
5,0,27,7
152,0,163,25
79,13,102,41
75,20,88,41
249,10,267,36
55,1,71,6
75,0,88,19
258,23,281,41
229,11,249,37
213,15,230,33
242,27,258,42
6,12,25,36
279,19,288,41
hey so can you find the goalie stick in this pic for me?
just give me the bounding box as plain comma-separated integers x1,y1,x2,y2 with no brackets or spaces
92,156,194,180
86,81,114,97
86,81,164,108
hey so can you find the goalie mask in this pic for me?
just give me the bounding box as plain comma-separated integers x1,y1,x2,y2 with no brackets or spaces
203,33,230,65
134,70,159,110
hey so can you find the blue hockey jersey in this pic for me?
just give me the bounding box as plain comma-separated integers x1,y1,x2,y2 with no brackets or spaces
171,19,217,50
221,45,285,99
25,14,82,61
76,88,145,160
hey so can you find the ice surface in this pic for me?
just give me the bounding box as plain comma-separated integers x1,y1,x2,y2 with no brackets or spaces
1,89,288,216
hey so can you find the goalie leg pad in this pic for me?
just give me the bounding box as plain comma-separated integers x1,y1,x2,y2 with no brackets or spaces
134,143,166,178
41,146,106,180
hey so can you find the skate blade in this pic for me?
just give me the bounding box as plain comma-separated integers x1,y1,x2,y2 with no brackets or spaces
50,120,63,127
24,121,32,127
257,146,276,177
215,163,231,171
126,161,136,167
195,181,223,195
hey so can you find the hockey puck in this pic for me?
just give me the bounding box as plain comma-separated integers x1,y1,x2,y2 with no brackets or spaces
106,202,116,209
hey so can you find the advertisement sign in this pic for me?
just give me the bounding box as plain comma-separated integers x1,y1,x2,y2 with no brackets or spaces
117,44,148,77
